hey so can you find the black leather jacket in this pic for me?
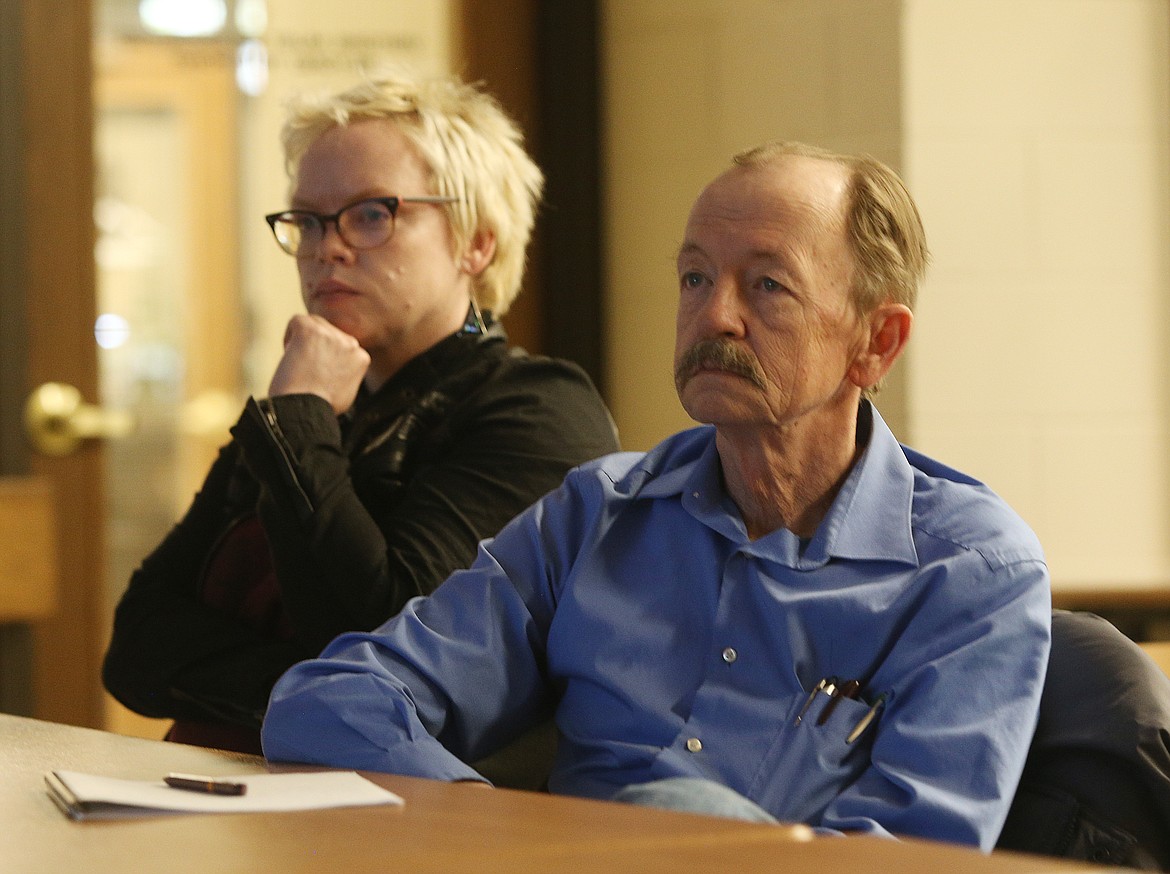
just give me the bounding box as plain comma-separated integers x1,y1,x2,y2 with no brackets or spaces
103,322,618,732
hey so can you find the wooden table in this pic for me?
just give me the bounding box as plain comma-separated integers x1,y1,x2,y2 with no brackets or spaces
0,714,1097,873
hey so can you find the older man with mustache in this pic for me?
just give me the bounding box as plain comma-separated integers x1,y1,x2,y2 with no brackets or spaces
262,142,1051,851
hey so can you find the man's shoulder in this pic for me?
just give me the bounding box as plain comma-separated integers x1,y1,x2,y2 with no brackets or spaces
901,445,1045,569
567,426,714,495
898,446,1048,570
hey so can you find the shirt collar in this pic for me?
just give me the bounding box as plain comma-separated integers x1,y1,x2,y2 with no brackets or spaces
351,318,507,414
624,402,919,568
804,401,918,567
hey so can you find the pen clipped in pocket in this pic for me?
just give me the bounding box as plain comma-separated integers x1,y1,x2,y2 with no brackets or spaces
793,676,888,744
747,682,883,821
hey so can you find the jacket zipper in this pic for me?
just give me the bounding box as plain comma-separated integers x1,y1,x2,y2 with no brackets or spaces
256,397,315,519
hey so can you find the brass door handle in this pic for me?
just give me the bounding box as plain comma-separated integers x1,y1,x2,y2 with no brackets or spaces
23,382,134,457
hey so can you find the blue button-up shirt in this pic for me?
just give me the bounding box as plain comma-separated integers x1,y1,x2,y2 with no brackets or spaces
264,403,1051,850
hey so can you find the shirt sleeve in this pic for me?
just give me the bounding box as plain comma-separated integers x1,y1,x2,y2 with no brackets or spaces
261,479,582,778
817,554,1052,850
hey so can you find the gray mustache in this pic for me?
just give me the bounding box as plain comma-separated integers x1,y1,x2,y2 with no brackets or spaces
675,340,767,392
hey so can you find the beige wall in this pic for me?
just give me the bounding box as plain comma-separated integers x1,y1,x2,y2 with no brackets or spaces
602,0,908,451
904,0,1170,588
602,0,1170,591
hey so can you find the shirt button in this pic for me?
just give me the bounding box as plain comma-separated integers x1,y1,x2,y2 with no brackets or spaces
722,647,738,664
686,737,703,753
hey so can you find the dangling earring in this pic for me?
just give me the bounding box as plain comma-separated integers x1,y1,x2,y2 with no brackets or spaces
466,297,487,334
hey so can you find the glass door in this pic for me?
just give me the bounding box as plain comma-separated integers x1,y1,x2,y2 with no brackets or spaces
94,39,243,737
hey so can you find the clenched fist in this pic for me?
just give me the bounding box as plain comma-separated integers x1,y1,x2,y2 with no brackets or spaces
268,314,371,414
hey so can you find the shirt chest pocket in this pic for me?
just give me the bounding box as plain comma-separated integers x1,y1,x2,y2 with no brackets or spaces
746,687,877,823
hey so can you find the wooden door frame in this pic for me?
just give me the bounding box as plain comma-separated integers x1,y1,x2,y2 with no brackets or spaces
96,40,242,739
96,39,242,515
0,0,104,727
455,0,604,391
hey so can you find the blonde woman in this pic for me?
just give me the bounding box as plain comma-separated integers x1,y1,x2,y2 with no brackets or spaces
104,71,618,755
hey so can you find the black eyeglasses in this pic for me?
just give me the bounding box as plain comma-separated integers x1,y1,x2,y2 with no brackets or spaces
265,195,459,257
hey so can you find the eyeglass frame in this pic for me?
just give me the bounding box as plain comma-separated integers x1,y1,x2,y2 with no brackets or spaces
264,195,460,257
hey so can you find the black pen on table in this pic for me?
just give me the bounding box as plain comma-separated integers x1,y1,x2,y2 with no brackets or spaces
164,773,247,796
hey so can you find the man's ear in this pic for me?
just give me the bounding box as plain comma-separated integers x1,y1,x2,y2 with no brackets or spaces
848,303,913,391
460,229,496,277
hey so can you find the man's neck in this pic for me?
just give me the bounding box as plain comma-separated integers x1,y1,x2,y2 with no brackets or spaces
716,401,868,541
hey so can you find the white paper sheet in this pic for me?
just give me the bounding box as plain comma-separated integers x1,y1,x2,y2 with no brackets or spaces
45,769,404,820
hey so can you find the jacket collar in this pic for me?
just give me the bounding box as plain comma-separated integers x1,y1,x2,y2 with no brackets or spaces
350,310,507,418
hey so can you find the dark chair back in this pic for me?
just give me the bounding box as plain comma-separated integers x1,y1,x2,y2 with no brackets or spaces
997,610,1170,870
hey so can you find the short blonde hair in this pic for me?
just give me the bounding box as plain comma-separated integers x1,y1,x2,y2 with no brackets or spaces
281,71,544,316
733,141,929,314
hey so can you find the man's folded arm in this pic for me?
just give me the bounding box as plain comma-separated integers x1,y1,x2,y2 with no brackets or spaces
260,490,578,778
261,636,489,781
